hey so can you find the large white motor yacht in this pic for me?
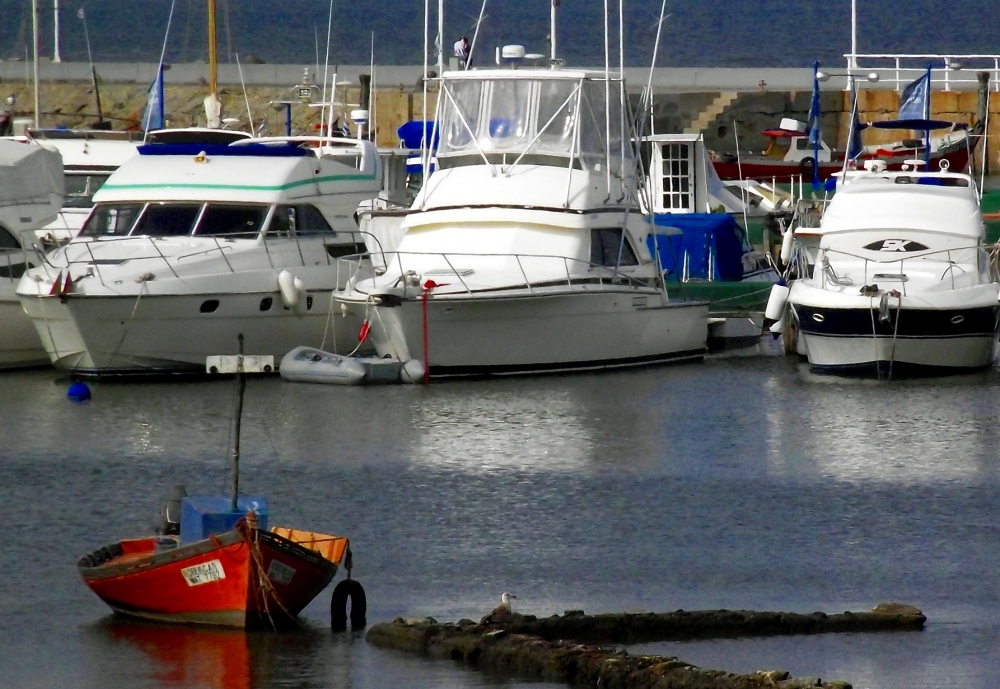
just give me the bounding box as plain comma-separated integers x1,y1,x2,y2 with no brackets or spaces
335,62,708,376
0,139,63,368
784,162,1000,375
17,136,381,375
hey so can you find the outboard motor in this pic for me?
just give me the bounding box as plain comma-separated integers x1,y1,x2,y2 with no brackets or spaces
156,485,187,535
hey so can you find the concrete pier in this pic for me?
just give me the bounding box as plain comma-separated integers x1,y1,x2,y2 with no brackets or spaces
365,603,925,689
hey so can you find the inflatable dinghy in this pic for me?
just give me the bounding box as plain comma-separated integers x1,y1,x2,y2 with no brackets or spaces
280,347,424,385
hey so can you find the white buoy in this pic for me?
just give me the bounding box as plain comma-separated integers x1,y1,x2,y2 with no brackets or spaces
278,270,299,309
399,359,425,384
764,284,790,322
769,311,786,334
779,227,794,264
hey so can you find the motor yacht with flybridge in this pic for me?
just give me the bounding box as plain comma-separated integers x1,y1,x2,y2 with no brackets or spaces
17,136,382,376
779,160,999,376
334,49,708,376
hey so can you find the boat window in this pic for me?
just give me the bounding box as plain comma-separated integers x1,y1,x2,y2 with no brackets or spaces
267,205,335,236
194,204,268,238
0,225,20,250
660,143,693,211
535,80,578,154
64,174,110,209
591,228,638,267
80,203,145,237
439,80,484,154
131,203,203,237
483,79,533,151
295,205,335,235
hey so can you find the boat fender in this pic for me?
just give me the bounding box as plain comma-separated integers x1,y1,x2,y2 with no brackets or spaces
769,310,786,335
278,270,299,310
331,579,367,631
291,277,308,316
399,359,425,384
779,227,794,264
764,284,790,322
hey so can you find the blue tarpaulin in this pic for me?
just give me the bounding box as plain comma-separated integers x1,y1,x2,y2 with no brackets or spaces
646,213,747,282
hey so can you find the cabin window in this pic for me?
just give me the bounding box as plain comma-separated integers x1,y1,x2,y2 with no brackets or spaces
0,226,19,250
194,204,268,238
131,203,203,237
795,138,813,151
535,80,578,154
80,203,145,237
485,79,533,149
591,229,638,267
441,80,483,153
660,143,693,212
64,174,110,209
267,205,335,237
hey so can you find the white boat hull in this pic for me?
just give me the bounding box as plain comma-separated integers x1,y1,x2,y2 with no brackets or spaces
0,288,49,369
356,289,708,376
20,291,371,375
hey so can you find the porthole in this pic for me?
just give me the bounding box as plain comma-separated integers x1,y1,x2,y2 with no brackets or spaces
306,295,314,310
951,314,965,325
200,299,220,313
260,297,273,311
812,313,825,323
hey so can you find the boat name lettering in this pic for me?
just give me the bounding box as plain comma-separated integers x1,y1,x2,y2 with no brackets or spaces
181,559,226,586
863,239,929,253
266,559,297,585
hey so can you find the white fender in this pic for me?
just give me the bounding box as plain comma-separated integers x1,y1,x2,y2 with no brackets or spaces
764,284,790,322
399,359,425,384
769,311,786,334
292,276,307,315
780,227,794,264
278,270,298,310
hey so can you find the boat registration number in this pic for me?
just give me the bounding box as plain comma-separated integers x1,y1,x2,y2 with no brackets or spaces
266,559,296,586
181,559,226,586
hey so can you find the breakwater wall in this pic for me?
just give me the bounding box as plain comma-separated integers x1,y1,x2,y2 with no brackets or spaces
365,603,925,689
2,63,997,171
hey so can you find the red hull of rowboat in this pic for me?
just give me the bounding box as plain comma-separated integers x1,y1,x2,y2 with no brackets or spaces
78,526,345,627
713,146,974,183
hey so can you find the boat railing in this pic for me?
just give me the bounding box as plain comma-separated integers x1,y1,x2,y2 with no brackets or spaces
846,53,1000,92
34,230,371,287
334,250,654,298
817,244,987,295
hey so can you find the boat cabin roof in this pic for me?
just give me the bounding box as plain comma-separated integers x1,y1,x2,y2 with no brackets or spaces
823,170,982,237
441,67,616,82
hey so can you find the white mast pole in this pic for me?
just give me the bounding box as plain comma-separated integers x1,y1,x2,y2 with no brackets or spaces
850,0,857,70
32,0,40,128
53,0,61,62
437,0,444,74
550,0,557,62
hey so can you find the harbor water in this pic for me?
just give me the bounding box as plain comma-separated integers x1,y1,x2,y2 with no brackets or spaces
2,343,1000,688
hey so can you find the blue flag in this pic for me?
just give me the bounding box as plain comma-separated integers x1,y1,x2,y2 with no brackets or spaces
898,68,931,121
142,65,165,132
807,61,821,187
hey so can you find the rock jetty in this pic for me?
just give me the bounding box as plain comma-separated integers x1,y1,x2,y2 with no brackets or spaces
366,603,925,689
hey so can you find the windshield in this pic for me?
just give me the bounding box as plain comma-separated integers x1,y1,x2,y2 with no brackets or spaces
132,203,202,237
80,204,145,237
195,204,269,237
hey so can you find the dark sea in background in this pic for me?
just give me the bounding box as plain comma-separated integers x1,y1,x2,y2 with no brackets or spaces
2,344,1000,688
0,0,997,68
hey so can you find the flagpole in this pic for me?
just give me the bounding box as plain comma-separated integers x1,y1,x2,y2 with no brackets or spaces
924,63,932,168
31,0,40,129
812,61,821,188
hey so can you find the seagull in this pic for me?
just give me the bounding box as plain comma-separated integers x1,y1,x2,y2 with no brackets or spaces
480,592,518,626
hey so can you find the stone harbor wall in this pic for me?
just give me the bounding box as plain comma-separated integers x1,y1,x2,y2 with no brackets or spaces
2,74,997,173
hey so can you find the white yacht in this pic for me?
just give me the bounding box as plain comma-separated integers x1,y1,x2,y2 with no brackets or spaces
0,138,63,368
782,162,999,375
335,59,708,376
17,136,381,375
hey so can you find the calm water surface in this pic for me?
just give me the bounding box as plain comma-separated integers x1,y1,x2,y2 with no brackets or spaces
2,344,1000,688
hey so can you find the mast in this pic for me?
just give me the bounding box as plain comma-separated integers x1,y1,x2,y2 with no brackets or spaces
230,334,245,511
550,0,558,62
31,0,40,128
208,0,218,98
53,0,61,62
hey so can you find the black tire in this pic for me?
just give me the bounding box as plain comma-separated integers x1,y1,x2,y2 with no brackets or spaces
799,156,815,174
331,579,367,631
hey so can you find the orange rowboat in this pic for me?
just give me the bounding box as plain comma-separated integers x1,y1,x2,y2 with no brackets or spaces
78,518,350,628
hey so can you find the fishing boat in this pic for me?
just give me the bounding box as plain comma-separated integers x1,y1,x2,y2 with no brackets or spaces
333,48,708,377
0,138,63,368
77,346,362,628
775,160,1000,376
711,116,981,183
16,135,381,375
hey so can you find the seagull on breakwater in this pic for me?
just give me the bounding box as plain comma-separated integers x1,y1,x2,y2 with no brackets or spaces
480,592,517,625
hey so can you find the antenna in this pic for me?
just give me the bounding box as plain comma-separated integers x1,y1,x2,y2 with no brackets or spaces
467,0,488,70
53,0,61,62
235,52,254,136
320,0,334,132
143,0,176,144
550,0,558,62
31,0,39,129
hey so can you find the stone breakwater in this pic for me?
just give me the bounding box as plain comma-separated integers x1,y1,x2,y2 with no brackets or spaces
365,603,925,689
